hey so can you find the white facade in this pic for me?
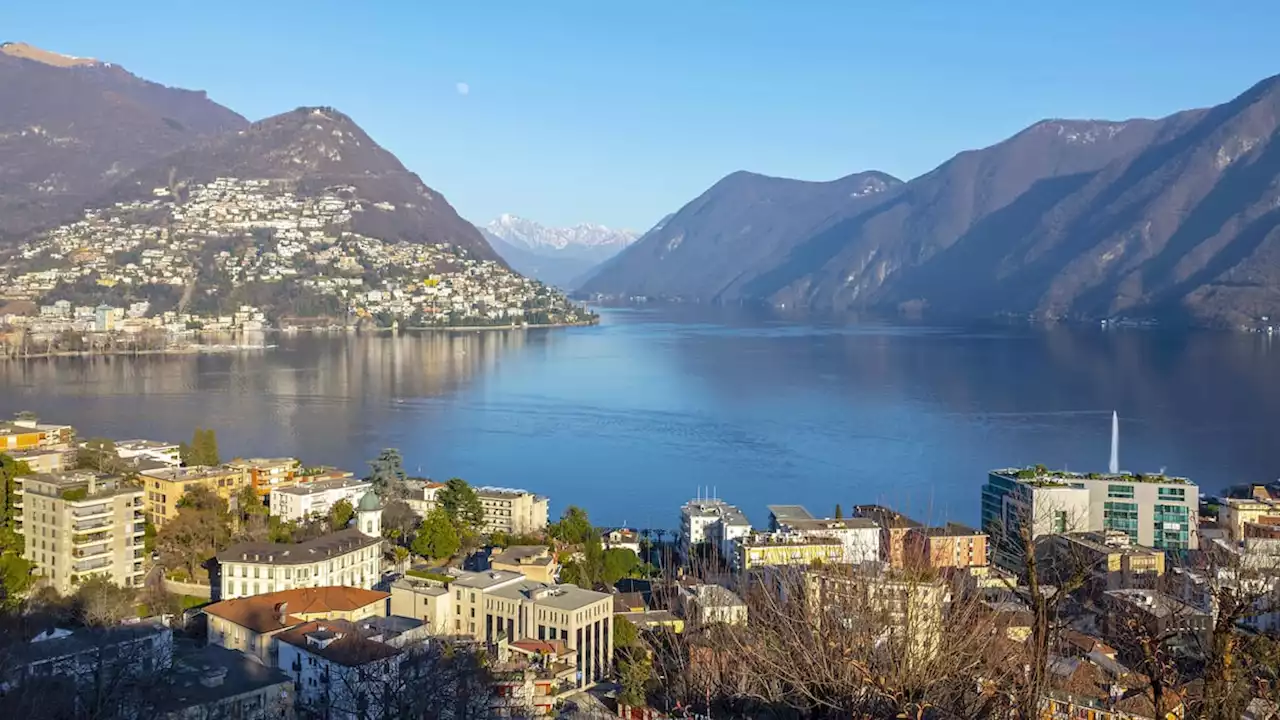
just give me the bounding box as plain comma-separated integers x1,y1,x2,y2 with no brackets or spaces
217,529,382,600
276,631,398,720
270,478,372,524
114,439,182,466
680,498,751,562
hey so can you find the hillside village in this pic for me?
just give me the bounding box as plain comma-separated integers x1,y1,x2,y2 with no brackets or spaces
0,177,594,338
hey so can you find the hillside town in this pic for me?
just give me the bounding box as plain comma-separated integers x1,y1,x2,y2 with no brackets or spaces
1,413,1280,720
0,177,594,344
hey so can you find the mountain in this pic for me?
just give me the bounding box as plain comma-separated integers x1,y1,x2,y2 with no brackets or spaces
0,41,247,238
105,106,499,261
578,170,901,300
481,214,636,287
583,73,1280,327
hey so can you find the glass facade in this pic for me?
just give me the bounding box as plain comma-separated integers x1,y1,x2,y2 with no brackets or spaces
1153,503,1191,551
1103,501,1139,543
1107,484,1134,499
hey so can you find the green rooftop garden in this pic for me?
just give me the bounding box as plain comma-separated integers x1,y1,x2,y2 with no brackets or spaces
406,568,453,584
999,466,1190,485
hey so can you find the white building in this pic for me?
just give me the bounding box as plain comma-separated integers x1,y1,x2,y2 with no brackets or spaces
275,619,401,720
680,497,751,562
767,505,882,565
216,527,383,600
270,477,372,524
114,439,183,467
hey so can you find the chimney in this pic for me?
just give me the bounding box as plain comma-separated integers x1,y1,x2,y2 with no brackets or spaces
275,602,289,625
199,667,228,688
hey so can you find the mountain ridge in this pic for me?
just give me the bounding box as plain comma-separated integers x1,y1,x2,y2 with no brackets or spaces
481,214,636,287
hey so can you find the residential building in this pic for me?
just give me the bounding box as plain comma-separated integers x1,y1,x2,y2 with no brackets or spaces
228,457,302,496
680,497,752,563
1103,589,1212,649
0,621,173,717
216,527,383,600
8,446,72,474
1040,653,1185,720
114,439,182,467
489,545,560,584
275,619,402,720
0,416,74,452
140,465,251,527
476,486,550,535
806,569,948,665
21,471,146,593
1219,494,1280,542
734,531,845,571
157,643,295,720
270,477,372,524
767,504,881,565
491,639,579,717
1046,530,1166,591
983,468,1199,570
388,569,613,688
679,583,748,628
403,478,444,518
601,528,641,555
852,505,923,568
205,586,390,664
903,523,989,569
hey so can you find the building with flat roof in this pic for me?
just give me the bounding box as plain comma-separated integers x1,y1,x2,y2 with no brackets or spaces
681,497,752,563
1046,530,1165,592
904,523,989,569
140,465,251,528
228,457,302,497
476,486,550,535
8,446,72,475
157,642,295,720
114,439,182,467
204,586,390,664
269,477,372,524
215,528,383,600
734,531,845,571
983,468,1198,571
767,504,881,565
1219,494,1280,543
489,544,560,584
21,471,146,593
389,569,614,688
0,417,74,452
852,505,922,568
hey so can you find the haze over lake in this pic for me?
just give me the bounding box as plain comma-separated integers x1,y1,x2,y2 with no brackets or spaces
2,307,1277,529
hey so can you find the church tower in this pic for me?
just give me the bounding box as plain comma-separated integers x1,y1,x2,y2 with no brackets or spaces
357,490,383,538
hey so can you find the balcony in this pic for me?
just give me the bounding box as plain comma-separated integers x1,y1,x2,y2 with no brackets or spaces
74,517,114,533
74,557,112,573
72,504,112,520
73,545,112,561
73,532,111,547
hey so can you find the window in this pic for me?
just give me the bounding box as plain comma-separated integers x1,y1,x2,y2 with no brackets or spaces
1158,487,1186,501
1107,484,1134,499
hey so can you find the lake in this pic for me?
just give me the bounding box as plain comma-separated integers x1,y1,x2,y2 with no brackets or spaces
2,307,1279,529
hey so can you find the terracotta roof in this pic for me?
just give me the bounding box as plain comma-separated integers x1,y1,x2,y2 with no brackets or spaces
276,619,401,667
204,587,388,633
509,639,569,656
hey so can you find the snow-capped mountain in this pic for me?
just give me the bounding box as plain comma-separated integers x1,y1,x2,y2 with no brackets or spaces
485,214,637,253
478,214,639,289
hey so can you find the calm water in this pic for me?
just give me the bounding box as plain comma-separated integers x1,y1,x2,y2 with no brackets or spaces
3,307,1280,529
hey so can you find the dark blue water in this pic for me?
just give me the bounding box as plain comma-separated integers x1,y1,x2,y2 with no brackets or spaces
3,306,1279,529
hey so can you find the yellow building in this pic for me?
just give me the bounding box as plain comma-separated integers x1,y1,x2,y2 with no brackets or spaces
204,586,388,665
1048,531,1166,591
227,457,302,496
0,418,74,452
1219,494,1280,542
140,465,250,527
489,545,560,584
734,532,845,571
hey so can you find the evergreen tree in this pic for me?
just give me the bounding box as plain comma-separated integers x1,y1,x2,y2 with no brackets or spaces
329,498,355,531
368,448,407,497
551,505,594,545
835,503,844,519
438,478,483,530
412,507,460,560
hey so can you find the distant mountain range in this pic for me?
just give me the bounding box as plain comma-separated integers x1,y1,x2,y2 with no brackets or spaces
582,74,1280,328
479,214,636,288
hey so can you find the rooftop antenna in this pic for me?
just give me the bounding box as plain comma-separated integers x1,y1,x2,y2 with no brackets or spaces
1109,411,1120,474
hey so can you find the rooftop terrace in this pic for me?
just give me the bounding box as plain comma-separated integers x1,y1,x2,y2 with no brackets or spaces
993,467,1192,486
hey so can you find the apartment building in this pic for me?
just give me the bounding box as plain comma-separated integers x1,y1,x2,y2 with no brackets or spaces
680,497,752,563
805,569,948,665
734,532,845,571
269,477,372,524
8,447,72,475
404,478,445,518
1046,530,1166,592
1219,493,1280,542
0,417,74,452
904,523,989,569
276,619,403,720
228,457,302,496
489,545,560,584
140,465,250,527
477,487,550,535
114,439,182,467
983,468,1199,570
205,586,389,665
852,505,923,568
678,583,748,628
21,471,146,593
216,528,384,600
389,570,614,688
768,504,881,565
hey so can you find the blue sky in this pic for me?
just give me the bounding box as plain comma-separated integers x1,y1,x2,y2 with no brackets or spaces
3,2,1277,230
